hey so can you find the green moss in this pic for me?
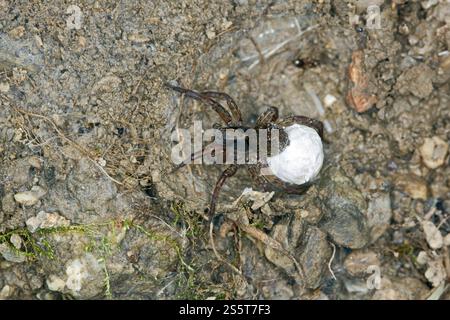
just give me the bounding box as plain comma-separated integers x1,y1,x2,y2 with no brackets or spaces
0,208,234,300
171,201,204,240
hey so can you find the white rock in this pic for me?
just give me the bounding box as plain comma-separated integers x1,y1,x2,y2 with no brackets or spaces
0,285,12,300
425,258,446,287
444,233,450,246
421,0,438,10
46,275,66,292
9,234,22,249
65,254,102,294
422,220,444,250
323,94,337,107
26,216,41,233
416,251,429,265
14,192,39,206
14,186,47,206
0,82,10,93
66,259,87,292
419,136,448,169
0,243,26,263
206,28,216,39
26,211,70,233
267,124,323,185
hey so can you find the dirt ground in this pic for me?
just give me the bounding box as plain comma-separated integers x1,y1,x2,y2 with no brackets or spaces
0,0,450,300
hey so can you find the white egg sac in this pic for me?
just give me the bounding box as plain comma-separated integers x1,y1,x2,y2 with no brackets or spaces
267,124,324,185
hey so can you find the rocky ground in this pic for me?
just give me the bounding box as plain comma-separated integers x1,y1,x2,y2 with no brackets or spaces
0,0,450,300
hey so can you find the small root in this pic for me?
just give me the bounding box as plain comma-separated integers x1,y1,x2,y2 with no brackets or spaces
328,242,337,281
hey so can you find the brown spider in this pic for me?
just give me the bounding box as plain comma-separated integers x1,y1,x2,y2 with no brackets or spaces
166,84,324,217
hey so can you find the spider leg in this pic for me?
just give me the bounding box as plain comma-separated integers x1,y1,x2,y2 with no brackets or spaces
277,115,324,139
200,91,243,125
209,165,238,217
166,84,234,125
255,106,279,128
171,142,225,173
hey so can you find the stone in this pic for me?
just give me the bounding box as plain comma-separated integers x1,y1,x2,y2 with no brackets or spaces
0,82,9,93
343,278,370,294
318,167,370,248
1,193,15,213
367,193,392,243
421,0,438,10
0,285,12,300
323,94,337,107
372,276,428,300
9,234,22,249
396,64,434,99
14,186,47,206
8,26,25,38
28,156,42,169
444,233,450,246
394,174,428,200
422,220,443,249
264,214,305,277
424,258,446,287
65,254,102,295
297,227,332,289
416,251,429,265
344,250,380,277
0,243,26,263
346,50,378,113
26,211,70,233
419,137,448,169
46,275,66,292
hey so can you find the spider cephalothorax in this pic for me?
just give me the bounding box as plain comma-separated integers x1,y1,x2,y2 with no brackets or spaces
167,84,324,216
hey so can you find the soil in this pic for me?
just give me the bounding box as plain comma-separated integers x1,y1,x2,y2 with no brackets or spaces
0,0,449,300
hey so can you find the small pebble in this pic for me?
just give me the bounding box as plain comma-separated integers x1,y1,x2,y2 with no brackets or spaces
0,285,12,300
344,250,380,277
26,211,70,233
419,136,448,169
46,275,66,292
34,34,43,48
0,82,9,93
422,220,443,250
14,186,47,206
416,251,429,265
206,28,216,39
443,233,450,246
8,25,25,38
323,94,337,107
367,193,392,243
395,174,428,200
0,243,26,263
425,258,446,287
9,234,22,249
421,0,438,9
28,156,42,169
392,230,404,244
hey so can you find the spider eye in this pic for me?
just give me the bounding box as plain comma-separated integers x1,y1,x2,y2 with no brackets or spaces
293,59,304,68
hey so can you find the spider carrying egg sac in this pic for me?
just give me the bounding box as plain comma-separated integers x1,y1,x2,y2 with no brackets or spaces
267,124,324,185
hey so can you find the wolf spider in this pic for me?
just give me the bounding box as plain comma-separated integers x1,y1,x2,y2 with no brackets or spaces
167,84,324,217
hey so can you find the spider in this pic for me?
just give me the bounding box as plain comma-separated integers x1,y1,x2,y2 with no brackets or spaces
166,84,324,217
